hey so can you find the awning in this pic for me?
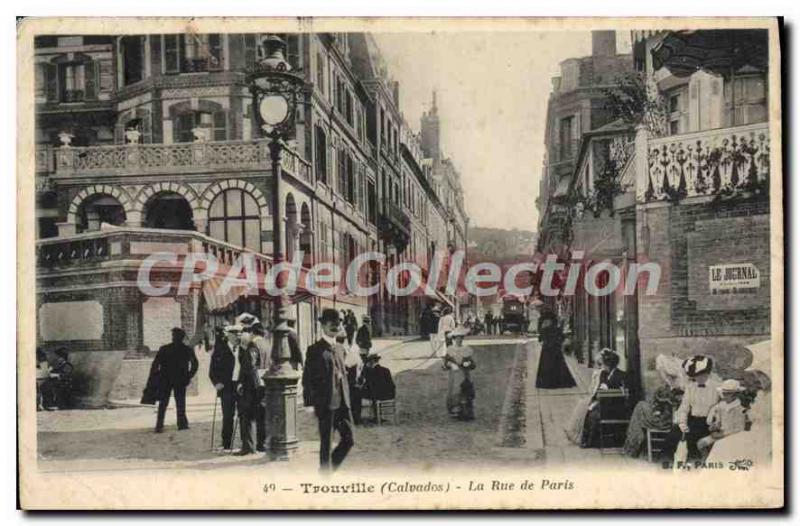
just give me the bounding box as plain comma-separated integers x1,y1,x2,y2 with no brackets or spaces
651,29,768,77
201,266,315,313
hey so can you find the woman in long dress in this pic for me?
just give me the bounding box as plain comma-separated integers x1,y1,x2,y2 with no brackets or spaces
565,354,603,444
445,327,474,417
535,306,576,389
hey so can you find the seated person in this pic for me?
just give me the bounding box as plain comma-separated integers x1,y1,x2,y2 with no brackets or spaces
360,351,396,402
580,349,627,448
697,379,750,457
623,384,680,457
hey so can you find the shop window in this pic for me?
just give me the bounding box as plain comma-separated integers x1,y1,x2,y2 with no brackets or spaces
207,189,262,251
725,74,767,127
174,110,227,143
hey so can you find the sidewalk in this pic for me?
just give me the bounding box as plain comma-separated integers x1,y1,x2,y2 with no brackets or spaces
525,341,639,468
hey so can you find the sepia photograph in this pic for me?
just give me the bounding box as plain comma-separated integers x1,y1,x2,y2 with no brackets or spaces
16,16,784,510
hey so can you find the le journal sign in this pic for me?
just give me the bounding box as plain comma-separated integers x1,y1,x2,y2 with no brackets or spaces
709,263,761,295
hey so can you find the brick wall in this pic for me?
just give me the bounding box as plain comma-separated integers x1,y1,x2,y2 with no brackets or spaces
637,197,771,392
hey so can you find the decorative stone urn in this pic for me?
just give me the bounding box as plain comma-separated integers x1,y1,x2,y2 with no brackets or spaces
125,128,142,145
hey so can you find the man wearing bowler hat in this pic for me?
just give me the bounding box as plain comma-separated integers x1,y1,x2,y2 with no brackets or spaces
302,308,355,470
152,327,198,433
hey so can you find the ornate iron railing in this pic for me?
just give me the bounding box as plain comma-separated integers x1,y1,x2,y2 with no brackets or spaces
642,122,770,202
52,139,312,183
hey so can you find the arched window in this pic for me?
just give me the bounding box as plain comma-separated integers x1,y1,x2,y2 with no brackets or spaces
207,189,262,251
77,194,126,233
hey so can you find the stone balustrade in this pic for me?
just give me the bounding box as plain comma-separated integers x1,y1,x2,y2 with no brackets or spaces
641,122,770,202
49,139,312,185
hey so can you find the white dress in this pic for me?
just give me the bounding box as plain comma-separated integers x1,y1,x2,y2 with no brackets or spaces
705,391,771,466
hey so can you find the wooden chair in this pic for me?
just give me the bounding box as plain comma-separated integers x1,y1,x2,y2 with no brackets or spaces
597,388,631,453
645,427,670,462
375,399,398,426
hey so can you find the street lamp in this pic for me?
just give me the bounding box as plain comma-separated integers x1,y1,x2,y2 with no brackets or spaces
248,35,308,460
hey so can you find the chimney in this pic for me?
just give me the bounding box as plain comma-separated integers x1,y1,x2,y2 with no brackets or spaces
591,30,616,57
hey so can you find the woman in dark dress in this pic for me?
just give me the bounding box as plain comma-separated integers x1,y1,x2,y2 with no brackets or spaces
535,306,577,389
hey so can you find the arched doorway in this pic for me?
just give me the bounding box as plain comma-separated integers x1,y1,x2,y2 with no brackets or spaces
285,193,298,261
144,192,195,230
77,194,127,233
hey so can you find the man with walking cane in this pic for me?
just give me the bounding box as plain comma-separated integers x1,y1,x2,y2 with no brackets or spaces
209,325,242,452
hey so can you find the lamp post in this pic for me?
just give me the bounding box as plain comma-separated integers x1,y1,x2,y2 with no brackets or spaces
248,35,308,460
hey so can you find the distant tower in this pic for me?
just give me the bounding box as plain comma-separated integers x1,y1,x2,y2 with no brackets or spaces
591,30,616,57
420,90,441,161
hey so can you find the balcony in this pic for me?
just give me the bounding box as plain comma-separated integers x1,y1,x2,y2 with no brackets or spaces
49,139,313,185
642,122,770,203
379,200,411,251
37,227,272,275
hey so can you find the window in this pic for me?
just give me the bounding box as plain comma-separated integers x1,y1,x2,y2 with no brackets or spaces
558,116,575,160
346,157,356,204
174,110,227,143
337,148,347,198
244,34,259,68
315,125,328,184
667,87,689,135
367,180,377,225
345,90,354,126
120,36,144,86
725,74,767,127
164,34,223,74
60,63,87,102
316,52,326,95
207,189,262,251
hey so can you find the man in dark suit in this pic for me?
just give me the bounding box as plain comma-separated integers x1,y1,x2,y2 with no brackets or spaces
236,315,270,455
302,308,354,470
361,352,396,402
209,325,241,451
152,327,198,432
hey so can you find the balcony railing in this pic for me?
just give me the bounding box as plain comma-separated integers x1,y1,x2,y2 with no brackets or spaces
51,139,312,185
37,227,273,276
642,122,770,202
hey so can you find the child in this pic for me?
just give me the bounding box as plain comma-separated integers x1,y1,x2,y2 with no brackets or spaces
697,379,750,456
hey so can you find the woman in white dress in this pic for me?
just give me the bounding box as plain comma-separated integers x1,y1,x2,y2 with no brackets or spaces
564,354,603,444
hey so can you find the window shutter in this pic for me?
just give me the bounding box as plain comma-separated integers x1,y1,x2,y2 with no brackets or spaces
45,63,58,101
84,60,98,100
164,35,180,73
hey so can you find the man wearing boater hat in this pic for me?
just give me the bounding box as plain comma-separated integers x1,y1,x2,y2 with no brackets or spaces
662,355,720,462
302,308,355,470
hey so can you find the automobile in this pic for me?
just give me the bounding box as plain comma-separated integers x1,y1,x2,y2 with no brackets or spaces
501,294,528,334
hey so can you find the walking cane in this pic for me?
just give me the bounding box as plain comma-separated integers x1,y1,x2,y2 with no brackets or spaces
231,416,239,454
210,394,219,452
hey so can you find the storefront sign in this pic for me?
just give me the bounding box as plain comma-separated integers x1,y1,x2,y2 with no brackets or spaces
709,263,760,294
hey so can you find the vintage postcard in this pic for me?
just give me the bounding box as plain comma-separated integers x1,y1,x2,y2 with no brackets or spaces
17,17,784,509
